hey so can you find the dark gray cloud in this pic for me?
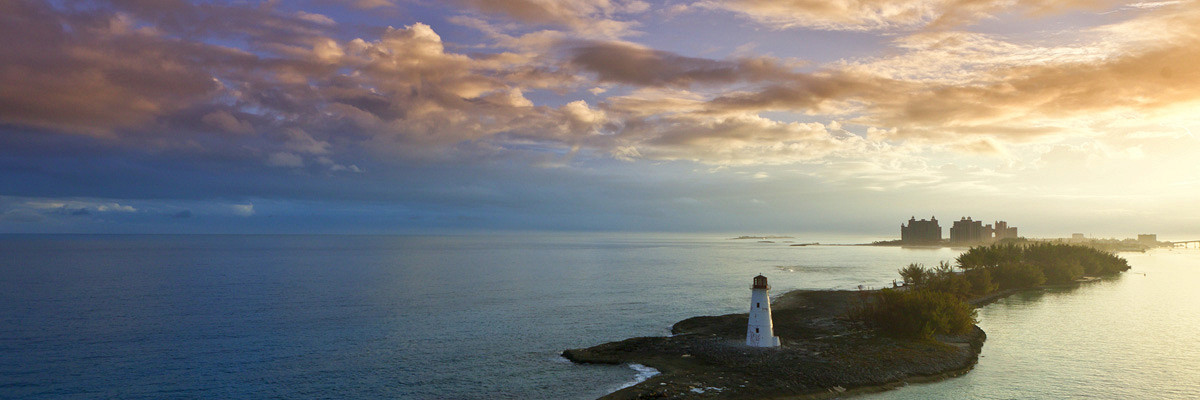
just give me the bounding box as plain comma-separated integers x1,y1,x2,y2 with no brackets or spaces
567,41,801,88
0,1,220,134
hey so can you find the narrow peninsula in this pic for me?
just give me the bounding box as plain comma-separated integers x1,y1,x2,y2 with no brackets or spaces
564,243,1130,399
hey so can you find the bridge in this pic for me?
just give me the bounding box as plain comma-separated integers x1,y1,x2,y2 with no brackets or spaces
1170,240,1200,248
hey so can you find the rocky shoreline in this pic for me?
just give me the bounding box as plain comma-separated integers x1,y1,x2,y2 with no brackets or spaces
563,290,987,399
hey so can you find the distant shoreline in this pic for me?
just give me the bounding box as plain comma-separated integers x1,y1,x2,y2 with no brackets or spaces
863,238,1164,253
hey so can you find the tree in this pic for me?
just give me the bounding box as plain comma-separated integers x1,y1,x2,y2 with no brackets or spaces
993,261,1046,289
898,263,928,285
965,268,998,296
854,289,977,339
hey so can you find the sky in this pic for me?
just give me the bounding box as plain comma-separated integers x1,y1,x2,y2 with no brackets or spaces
2,0,1200,238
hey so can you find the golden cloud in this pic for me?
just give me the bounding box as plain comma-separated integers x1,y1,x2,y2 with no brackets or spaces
700,0,1119,31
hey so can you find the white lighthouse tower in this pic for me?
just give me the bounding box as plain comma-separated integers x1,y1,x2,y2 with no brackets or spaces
746,274,781,347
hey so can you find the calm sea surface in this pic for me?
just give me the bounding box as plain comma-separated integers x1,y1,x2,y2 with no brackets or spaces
865,249,1200,399
0,234,1196,399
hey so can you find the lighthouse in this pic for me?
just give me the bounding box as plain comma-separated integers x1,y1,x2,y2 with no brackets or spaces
746,274,781,347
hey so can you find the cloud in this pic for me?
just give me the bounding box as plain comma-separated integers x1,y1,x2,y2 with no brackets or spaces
0,209,43,223
1126,1,1184,9
592,109,882,166
4,1,878,169
202,111,255,135
232,204,255,216
2,0,1199,199
277,128,330,154
592,5,1200,152
0,2,218,135
701,71,906,115
0,198,142,226
853,7,1200,139
295,11,337,26
96,203,137,212
172,210,193,218
561,100,607,131
22,199,136,213
567,41,802,88
0,3,564,162
952,139,1006,155
336,0,397,9
699,0,1119,31
455,0,647,37
267,152,305,168
0,1,337,136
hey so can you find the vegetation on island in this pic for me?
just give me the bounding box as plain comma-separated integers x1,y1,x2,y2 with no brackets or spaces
853,287,978,339
855,243,1131,339
956,243,1131,286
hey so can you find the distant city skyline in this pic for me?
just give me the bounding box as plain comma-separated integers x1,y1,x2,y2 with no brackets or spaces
3,1,1199,237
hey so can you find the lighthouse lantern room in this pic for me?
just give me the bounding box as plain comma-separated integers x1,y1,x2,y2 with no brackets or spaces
746,274,781,347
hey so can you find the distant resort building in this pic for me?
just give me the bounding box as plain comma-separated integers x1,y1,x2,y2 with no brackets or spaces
994,220,1019,240
1138,234,1158,244
950,217,986,242
898,215,1019,244
900,216,942,243
948,217,1019,243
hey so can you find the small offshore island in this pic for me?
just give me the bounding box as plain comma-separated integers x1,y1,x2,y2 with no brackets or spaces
564,243,1131,399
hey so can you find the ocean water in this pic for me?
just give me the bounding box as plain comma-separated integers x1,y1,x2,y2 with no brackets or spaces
865,249,1200,399
1,234,1196,399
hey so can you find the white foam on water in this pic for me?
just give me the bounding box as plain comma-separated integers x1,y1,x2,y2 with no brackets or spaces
611,363,660,392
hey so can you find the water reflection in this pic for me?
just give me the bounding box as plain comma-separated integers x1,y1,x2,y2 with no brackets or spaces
866,249,1200,400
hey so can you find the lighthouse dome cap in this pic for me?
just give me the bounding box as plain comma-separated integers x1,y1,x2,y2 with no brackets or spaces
752,274,769,289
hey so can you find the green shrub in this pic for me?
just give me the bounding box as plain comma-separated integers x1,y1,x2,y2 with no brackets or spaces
898,263,928,285
964,268,998,296
948,243,1128,291
924,270,972,300
896,262,984,300
854,289,978,339
1042,259,1085,284
993,261,1046,289
956,243,1022,270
